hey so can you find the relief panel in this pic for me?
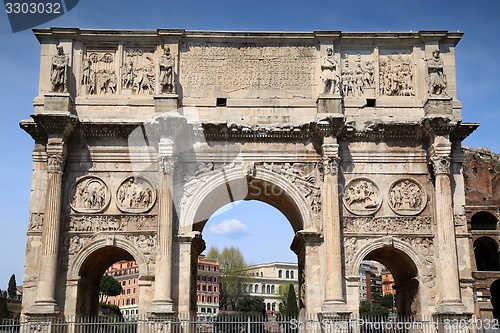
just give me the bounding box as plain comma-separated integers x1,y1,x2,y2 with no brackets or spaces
116,176,156,213
378,50,415,97
81,47,117,95
340,51,375,98
122,47,156,95
388,178,427,215
69,176,110,213
343,178,382,216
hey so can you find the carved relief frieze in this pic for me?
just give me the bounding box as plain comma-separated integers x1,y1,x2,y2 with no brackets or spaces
82,48,117,95
122,48,156,95
66,214,157,232
401,236,436,281
343,216,432,234
341,52,375,98
454,214,468,234
180,162,236,206
379,53,414,96
126,234,156,270
261,162,322,217
180,43,315,96
388,178,427,215
28,213,44,232
343,178,381,215
117,176,156,213
70,176,110,213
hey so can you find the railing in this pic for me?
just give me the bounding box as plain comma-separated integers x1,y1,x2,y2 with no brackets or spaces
1,314,499,333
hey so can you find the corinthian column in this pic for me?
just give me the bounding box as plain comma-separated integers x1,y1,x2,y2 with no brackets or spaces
429,138,464,313
149,139,175,315
322,138,347,312
31,140,66,313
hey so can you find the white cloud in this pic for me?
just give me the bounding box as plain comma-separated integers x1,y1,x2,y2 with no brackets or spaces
207,219,250,238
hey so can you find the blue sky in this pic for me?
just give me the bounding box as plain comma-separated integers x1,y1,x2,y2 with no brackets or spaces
0,0,499,288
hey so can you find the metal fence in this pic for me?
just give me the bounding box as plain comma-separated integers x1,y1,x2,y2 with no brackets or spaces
1,314,499,333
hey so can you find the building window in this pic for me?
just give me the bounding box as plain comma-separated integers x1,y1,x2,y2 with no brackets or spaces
208,276,212,282
266,285,270,294
262,285,265,293
202,276,206,281
271,285,275,294
131,298,135,305
291,271,294,279
286,271,289,279
279,270,282,278
214,286,217,292
214,277,217,283
254,284,258,293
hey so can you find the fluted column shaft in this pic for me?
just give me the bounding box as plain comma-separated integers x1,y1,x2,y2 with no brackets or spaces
150,153,175,314
35,145,65,310
431,154,462,305
322,140,346,311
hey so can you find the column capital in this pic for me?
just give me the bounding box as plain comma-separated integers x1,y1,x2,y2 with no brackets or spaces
430,155,451,175
158,156,176,175
428,135,452,176
321,156,340,176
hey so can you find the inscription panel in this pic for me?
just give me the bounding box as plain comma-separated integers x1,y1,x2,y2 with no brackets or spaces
180,42,316,98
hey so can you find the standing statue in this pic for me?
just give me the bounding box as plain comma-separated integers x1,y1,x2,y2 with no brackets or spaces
426,49,447,95
321,47,339,95
50,44,69,92
159,46,175,94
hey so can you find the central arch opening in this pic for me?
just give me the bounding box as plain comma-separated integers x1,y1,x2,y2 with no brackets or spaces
188,175,306,316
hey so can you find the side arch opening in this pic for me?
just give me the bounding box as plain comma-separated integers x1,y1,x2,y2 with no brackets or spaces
361,246,420,316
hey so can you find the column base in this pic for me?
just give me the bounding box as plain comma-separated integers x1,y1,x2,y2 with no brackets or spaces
436,301,467,314
318,311,352,333
322,300,349,314
26,299,60,315
148,300,175,316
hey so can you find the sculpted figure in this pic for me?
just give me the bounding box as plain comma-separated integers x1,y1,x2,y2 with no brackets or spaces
50,44,69,92
426,49,447,95
159,46,175,93
320,47,339,94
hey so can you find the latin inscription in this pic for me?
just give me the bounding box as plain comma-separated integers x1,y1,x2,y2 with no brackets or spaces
180,42,316,95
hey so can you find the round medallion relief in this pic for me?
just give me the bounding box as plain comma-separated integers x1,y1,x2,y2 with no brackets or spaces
342,178,382,216
116,176,156,213
70,176,110,213
388,178,427,215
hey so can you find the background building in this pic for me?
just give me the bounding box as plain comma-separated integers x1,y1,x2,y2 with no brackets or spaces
244,262,298,314
463,148,500,319
104,261,139,317
105,256,220,317
359,261,383,303
197,255,220,314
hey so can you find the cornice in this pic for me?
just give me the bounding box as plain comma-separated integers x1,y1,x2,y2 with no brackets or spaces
201,122,323,142
78,121,144,138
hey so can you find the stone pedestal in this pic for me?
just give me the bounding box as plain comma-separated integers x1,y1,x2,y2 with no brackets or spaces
154,94,179,113
317,95,343,115
424,96,452,117
43,92,73,113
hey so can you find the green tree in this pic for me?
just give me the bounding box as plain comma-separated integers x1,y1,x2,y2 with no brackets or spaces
236,295,266,316
379,294,395,310
206,246,220,261
208,246,249,311
99,275,123,303
359,301,390,317
8,274,16,299
278,283,298,317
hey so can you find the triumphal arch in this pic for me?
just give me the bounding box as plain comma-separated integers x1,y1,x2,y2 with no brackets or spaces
21,28,479,319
